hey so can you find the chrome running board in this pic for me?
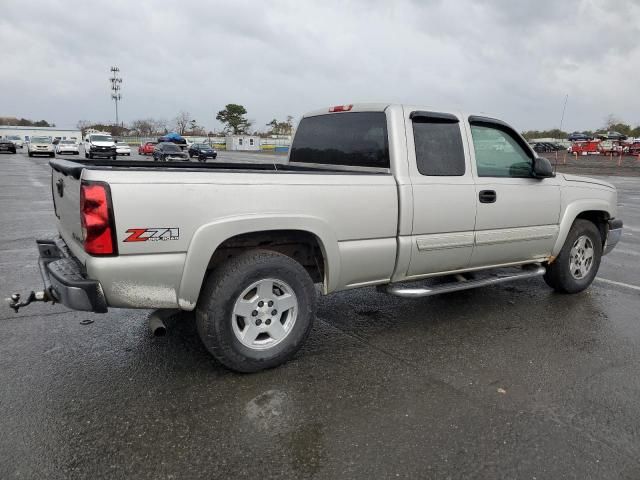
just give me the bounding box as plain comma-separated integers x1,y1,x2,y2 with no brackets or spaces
381,265,546,298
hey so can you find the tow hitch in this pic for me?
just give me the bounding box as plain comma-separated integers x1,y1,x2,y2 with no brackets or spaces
6,289,56,313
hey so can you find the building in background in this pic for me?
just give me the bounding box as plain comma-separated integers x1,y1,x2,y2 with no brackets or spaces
0,126,82,143
225,134,261,151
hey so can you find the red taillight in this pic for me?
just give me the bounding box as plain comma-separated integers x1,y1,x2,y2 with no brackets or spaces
329,104,353,112
80,182,116,255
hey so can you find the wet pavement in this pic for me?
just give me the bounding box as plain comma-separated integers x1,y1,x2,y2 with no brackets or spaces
1,151,639,479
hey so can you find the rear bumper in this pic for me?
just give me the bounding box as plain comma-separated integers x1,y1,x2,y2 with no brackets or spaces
37,238,108,313
603,219,623,255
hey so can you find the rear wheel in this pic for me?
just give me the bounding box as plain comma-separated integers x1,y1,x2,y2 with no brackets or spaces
196,249,316,373
544,219,602,293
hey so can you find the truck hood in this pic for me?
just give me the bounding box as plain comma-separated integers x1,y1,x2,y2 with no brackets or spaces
562,174,615,190
91,141,115,147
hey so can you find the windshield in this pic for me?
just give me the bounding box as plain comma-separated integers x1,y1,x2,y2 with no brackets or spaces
163,144,181,152
31,136,51,143
117,142,128,146
7,136,20,140
60,140,75,144
195,144,211,149
90,135,113,142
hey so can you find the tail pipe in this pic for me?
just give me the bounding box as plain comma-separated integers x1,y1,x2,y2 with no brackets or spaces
148,309,178,336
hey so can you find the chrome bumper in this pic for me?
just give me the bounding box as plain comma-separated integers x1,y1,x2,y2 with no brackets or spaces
603,219,623,255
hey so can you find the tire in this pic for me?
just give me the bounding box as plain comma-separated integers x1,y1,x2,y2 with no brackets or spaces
196,249,317,373
544,219,602,293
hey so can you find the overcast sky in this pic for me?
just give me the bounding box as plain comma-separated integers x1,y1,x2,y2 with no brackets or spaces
1,0,639,132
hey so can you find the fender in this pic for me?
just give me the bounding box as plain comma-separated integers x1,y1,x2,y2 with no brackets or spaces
551,199,613,257
177,214,340,310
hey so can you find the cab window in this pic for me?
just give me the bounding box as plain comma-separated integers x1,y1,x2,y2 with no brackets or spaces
470,123,533,178
412,115,465,176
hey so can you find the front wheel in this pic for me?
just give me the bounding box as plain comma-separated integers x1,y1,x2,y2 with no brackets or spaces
544,219,602,293
196,249,317,373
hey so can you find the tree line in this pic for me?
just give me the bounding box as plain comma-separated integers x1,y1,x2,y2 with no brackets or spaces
522,114,640,140
0,116,55,127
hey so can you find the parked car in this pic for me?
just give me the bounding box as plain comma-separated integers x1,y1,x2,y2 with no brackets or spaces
8,103,624,373
55,140,80,155
596,131,627,141
152,142,189,161
5,135,24,149
188,143,218,161
0,137,17,154
84,134,117,160
27,136,54,157
116,142,131,156
567,132,593,141
138,141,157,155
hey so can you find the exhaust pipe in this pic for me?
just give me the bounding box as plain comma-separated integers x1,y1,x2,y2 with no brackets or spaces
148,309,178,337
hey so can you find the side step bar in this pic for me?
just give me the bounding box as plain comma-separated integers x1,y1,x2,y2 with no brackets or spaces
380,265,546,298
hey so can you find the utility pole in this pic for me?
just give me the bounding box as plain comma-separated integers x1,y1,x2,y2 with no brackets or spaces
110,66,122,127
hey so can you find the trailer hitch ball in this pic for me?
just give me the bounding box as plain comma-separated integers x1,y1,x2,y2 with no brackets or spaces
5,290,52,313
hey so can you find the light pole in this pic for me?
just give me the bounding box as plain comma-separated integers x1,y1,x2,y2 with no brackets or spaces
110,66,122,127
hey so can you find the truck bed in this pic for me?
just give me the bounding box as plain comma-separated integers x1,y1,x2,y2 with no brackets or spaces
50,158,388,180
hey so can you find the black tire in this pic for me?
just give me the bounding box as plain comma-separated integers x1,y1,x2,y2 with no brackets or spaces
196,249,316,373
544,219,602,293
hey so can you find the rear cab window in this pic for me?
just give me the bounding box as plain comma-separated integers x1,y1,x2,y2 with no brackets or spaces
411,111,465,176
290,112,389,169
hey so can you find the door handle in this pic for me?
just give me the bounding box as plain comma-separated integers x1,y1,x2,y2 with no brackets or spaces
479,190,497,203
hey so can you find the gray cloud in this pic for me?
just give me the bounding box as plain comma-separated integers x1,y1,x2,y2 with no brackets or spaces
1,0,638,132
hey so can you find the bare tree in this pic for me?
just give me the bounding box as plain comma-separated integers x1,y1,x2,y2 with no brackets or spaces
153,118,169,135
130,119,155,136
76,120,92,136
173,111,192,135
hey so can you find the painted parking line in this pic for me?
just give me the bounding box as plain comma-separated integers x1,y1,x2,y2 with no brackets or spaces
595,277,640,292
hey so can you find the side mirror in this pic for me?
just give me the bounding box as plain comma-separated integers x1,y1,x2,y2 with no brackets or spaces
532,156,555,178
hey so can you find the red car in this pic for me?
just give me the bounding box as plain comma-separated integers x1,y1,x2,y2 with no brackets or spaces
138,142,157,155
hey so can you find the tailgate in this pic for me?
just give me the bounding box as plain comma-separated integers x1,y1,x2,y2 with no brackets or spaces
51,167,84,251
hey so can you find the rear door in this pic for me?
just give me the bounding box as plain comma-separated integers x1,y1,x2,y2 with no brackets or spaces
466,116,561,267
405,110,477,278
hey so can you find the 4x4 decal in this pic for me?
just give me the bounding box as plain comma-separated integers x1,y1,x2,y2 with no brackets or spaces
124,228,179,242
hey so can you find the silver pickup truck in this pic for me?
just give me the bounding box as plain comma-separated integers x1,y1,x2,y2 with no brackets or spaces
9,104,623,372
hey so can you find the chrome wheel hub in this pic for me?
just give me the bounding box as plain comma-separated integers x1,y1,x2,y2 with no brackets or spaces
231,278,298,350
569,235,594,280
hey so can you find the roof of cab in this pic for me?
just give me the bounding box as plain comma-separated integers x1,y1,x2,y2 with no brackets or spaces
302,103,487,122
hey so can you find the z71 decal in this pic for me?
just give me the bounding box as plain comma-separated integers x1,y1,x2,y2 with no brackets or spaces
124,228,180,242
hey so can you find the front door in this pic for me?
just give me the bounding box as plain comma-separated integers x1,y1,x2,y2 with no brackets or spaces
466,117,561,268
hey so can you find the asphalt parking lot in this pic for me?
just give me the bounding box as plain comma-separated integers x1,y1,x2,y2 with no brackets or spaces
1,149,639,479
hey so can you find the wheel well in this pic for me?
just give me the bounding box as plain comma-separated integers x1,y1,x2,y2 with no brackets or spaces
207,230,326,284
576,210,609,245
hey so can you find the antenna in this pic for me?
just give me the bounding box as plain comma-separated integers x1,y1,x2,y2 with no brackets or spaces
110,66,123,127
554,94,569,173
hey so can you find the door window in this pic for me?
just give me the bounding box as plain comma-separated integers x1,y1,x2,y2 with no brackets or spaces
412,117,465,176
470,124,533,177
